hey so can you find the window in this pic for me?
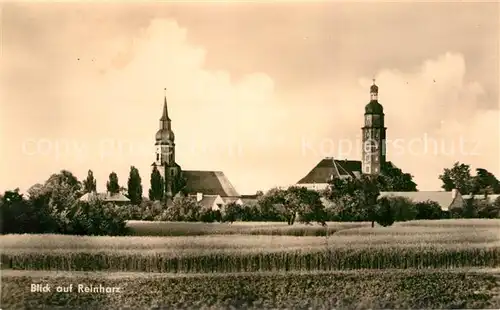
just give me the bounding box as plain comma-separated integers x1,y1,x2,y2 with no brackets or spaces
366,166,371,174
365,116,372,126
171,170,174,176
156,154,159,161
374,167,378,173
374,156,379,162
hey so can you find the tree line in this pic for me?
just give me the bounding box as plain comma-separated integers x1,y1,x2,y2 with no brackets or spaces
1,161,499,236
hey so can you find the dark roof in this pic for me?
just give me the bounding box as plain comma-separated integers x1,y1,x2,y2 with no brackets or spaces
239,194,258,205
151,162,181,168
182,170,240,197
161,96,171,121
365,101,384,114
297,158,362,184
198,195,220,210
240,194,259,199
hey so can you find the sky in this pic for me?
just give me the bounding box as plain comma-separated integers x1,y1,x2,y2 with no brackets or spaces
1,1,499,195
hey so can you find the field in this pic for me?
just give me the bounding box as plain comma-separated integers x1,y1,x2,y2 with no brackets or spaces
126,220,371,236
2,219,500,308
3,269,500,309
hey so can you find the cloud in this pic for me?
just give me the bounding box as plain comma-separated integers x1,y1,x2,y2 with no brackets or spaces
2,16,497,196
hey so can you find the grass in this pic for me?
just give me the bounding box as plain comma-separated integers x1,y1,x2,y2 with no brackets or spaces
2,221,499,272
2,219,499,308
3,269,500,309
125,220,371,236
126,219,500,236
398,219,500,228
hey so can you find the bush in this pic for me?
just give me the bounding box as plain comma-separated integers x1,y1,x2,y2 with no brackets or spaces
0,188,129,236
450,197,500,219
415,200,442,220
0,189,60,234
67,200,129,236
221,202,242,223
375,197,395,227
199,209,222,223
385,196,417,221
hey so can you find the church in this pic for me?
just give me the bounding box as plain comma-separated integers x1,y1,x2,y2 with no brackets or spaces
296,81,398,190
295,82,465,212
153,92,241,209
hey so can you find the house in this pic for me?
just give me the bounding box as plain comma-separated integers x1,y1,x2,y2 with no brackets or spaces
79,192,130,206
186,193,242,211
378,189,464,211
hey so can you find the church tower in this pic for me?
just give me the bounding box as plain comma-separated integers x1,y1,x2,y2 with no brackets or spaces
361,80,387,175
153,89,181,199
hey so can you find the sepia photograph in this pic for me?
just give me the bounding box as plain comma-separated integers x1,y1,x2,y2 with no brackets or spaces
1,0,499,309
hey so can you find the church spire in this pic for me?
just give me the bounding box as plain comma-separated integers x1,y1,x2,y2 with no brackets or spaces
161,88,171,121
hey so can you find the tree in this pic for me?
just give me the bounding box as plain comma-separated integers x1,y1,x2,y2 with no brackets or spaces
257,188,287,222
33,171,82,213
375,197,395,227
471,168,500,195
323,175,380,225
415,200,442,220
127,166,143,205
45,170,83,201
385,196,417,222
221,202,243,223
106,172,120,194
166,196,201,221
172,173,187,197
46,170,82,192
286,186,327,225
439,162,474,194
82,170,97,193
379,163,418,191
259,187,327,225
476,199,500,219
68,200,129,236
149,164,165,201
0,189,47,234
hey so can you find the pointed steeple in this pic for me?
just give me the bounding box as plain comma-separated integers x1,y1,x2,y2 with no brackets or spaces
161,88,171,121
